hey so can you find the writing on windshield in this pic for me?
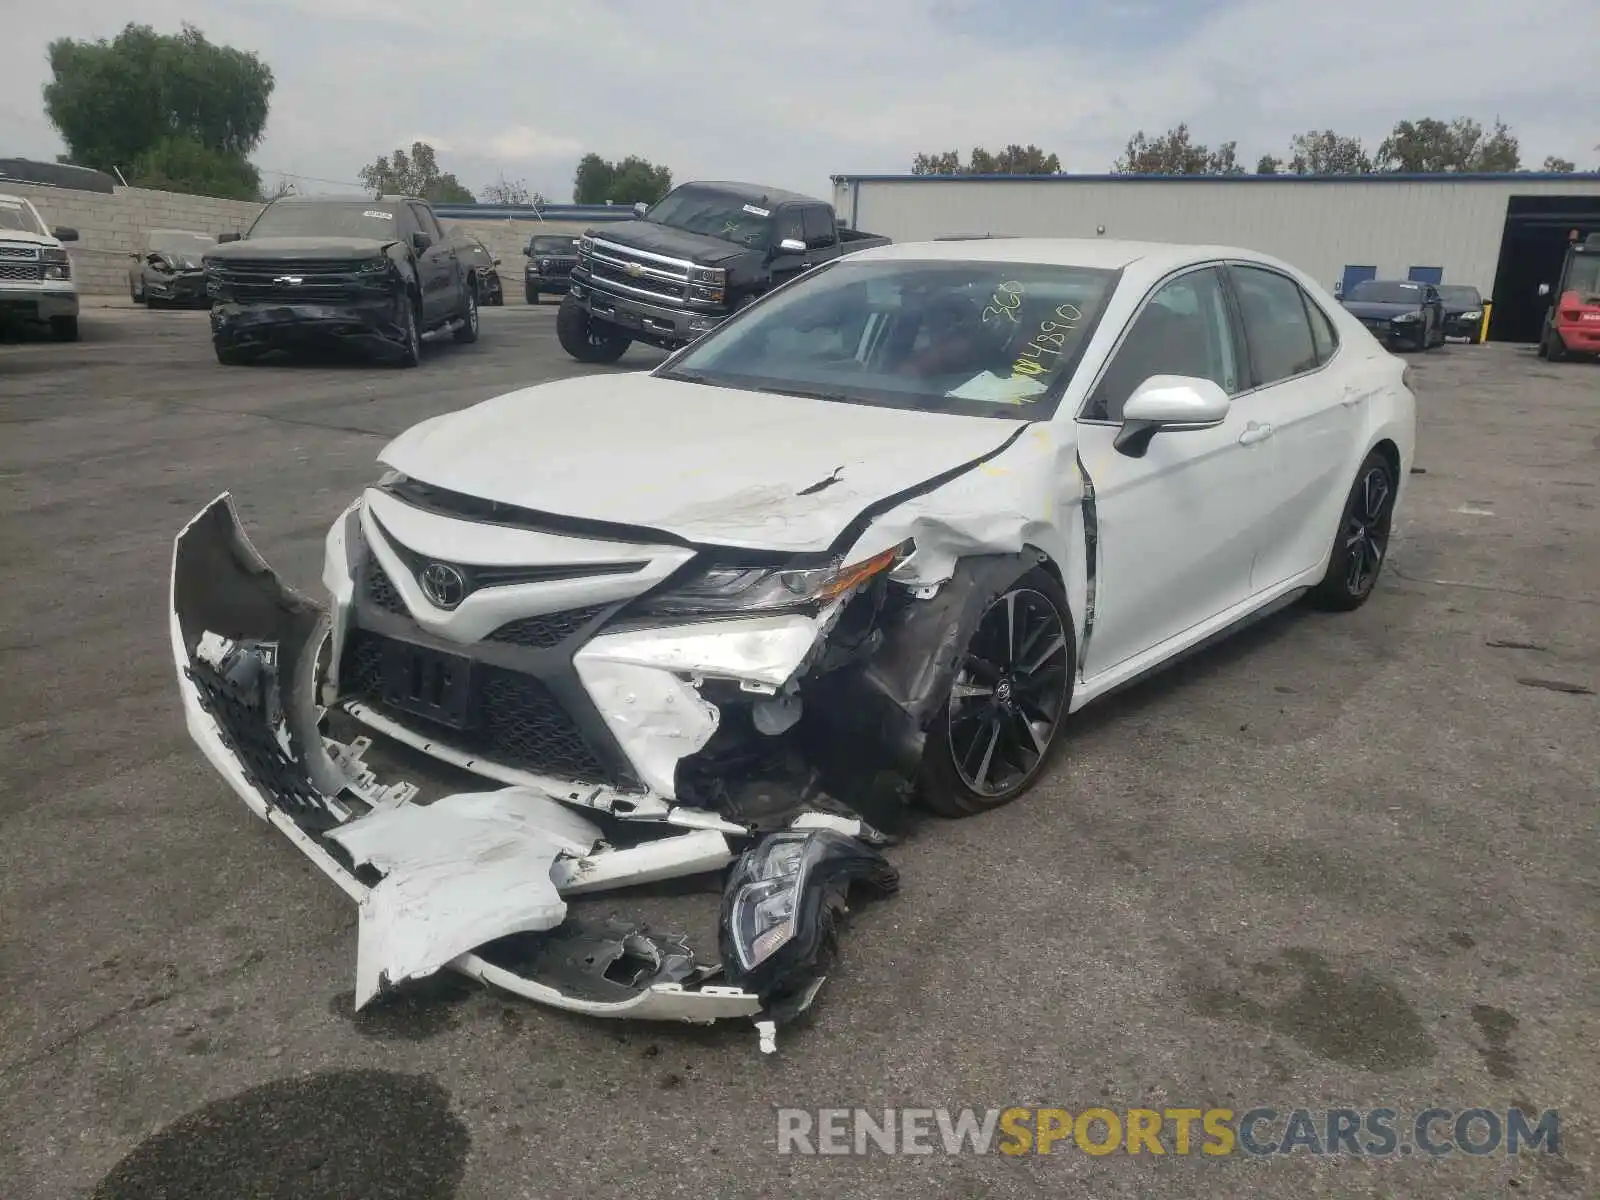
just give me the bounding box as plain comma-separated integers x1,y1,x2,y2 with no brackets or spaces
644,187,773,249
661,258,1117,420
248,203,401,240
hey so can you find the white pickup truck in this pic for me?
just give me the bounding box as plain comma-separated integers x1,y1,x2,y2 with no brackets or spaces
0,192,80,341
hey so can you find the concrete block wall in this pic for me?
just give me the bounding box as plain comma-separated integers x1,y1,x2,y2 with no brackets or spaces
2,181,262,295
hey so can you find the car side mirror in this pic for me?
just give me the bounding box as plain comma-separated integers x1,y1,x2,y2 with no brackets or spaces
1116,376,1231,458
52,227,79,242
633,202,649,217
1537,282,1551,297
411,231,432,252
218,232,241,243
776,238,807,254
492,257,501,266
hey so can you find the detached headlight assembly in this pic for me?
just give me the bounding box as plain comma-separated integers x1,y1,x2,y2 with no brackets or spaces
718,829,899,997
635,541,911,618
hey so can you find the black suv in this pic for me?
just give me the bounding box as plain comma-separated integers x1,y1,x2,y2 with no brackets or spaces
524,233,581,304
204,194,480,366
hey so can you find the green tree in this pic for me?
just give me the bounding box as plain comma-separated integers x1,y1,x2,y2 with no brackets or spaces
1286,130,1373,175
42,22,272,197
572,153,672,205
911,145,1062,175
358,142,475,203
1376,117,1520,172
1114,124,1241,175
1542,155,1576,173
480,172,544,206
1255,154,1282,174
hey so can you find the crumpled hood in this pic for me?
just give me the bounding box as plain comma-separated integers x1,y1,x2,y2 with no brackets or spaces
378,373,1028,553
591,221,753,266
1341,300,1421,320
206,236,394,260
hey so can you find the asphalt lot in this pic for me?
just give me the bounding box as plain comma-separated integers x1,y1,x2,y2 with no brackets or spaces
1,306,1596,1199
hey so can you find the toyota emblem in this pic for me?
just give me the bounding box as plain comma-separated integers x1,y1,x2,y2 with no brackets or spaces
418,562,466,609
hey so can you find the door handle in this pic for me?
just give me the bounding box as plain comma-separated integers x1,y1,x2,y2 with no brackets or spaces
1238,421,1274,445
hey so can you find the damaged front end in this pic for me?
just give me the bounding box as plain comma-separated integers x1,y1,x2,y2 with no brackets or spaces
170,495,916,1048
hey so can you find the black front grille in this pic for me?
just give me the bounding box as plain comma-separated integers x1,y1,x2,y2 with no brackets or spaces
540,257,576,277
0,262,42,282
364,553,407,615
587,261,684,302
0,246,39,259
209,257,384,304
340,631,616,784
486,606,606,649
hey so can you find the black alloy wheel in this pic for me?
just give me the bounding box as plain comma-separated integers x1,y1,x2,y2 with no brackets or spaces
453,282,479,344
921,568,1074,817
1308,450,1396,611
396,296,421,367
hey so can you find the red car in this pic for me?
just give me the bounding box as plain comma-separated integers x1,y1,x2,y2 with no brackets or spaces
1538,232,1600,361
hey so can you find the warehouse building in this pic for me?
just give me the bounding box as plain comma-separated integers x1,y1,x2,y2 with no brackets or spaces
829,172,1600,343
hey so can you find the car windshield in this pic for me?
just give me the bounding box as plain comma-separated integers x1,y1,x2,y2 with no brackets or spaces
1564,253,1600,298
659,258,1119,420
1348,281,1424,304
530,235,579,254
247,202,402,240
1436,285,1480,307
149,231,215,260
644,186,775,249
0,198,48,236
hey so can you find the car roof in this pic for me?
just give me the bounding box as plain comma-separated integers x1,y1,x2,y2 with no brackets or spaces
673,180,820,207
848,237,1288,273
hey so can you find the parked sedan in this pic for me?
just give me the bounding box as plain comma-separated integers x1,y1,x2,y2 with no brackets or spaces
1340,279,1445,350
1437,284,1486,343
130,229,216,308
167,238,1414,1046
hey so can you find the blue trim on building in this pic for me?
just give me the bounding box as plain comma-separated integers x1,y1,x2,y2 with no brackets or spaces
828,171,1600,185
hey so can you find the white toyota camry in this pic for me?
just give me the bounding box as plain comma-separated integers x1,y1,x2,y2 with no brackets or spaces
169,237,1415,1047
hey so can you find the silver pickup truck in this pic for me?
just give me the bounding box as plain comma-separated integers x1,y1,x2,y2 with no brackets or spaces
0,192,80,341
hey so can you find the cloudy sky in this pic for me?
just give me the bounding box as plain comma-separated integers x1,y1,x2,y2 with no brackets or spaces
5,0,1598,202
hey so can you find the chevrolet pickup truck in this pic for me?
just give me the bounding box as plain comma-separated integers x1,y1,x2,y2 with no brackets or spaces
0,192,80,341
204,194,480,366
557,180,890,362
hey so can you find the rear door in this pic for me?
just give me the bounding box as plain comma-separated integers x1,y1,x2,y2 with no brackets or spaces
1225,263,1364,588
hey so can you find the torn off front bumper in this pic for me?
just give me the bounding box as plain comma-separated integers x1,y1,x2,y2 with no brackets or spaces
210,296,410,357
169,495,895,1043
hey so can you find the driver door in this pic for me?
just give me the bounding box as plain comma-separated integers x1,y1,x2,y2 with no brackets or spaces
405,202,456,325
1073,265,1276,680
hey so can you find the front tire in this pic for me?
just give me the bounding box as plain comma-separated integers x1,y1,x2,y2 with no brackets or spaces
396,294,421,367
919,567,1075,818
525,285,540,305
555,294,630,363
214,342,250,365
49,315,79,342
1307,449,1397,612
452,282,479,344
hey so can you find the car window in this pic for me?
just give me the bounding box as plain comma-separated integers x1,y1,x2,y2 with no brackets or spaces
774,208,804,248
802,207,837,250
407,202,442,241
661,258,1119,421
1230,265,1319,387
1082,266,1239,422
1305,292,1340,365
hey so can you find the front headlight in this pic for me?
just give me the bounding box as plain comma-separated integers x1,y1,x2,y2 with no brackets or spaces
726,835,810,970
41,247,71,281
358,257,389,274
634,542,910,618
1461,309,1482,320
1393,311,1419,322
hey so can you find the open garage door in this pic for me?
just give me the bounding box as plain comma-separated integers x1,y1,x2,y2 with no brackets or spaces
1489,196,1600,343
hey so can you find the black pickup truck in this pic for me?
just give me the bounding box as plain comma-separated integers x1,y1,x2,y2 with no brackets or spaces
556,180,890,362
204,194,481,366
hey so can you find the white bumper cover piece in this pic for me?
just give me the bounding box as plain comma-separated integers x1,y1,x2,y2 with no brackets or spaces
169,494,764,1024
